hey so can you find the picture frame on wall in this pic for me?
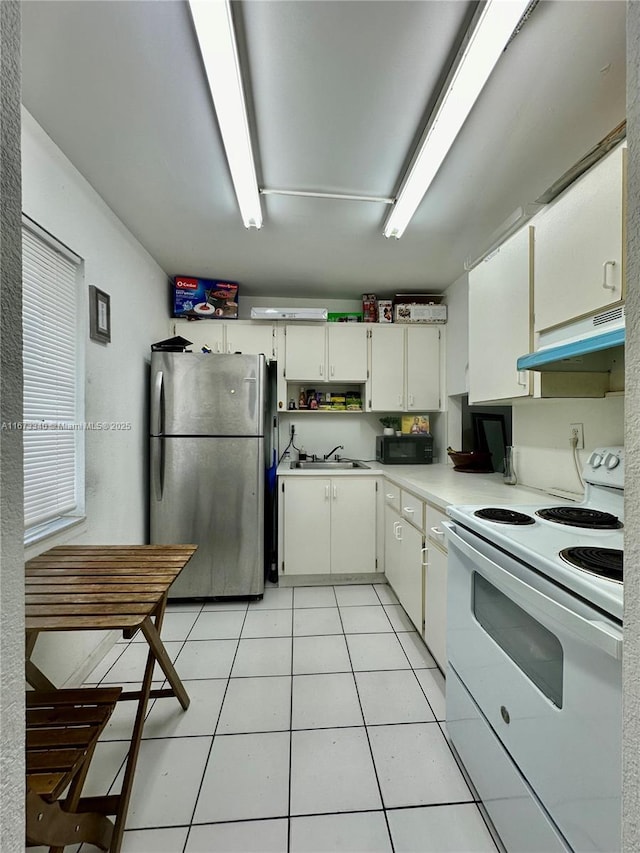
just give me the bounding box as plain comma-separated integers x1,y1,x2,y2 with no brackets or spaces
89,285,111,344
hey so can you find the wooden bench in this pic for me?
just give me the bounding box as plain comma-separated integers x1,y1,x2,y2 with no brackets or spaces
26,687,122,851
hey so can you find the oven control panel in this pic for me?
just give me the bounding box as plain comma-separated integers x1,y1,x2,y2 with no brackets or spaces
585,446,624,488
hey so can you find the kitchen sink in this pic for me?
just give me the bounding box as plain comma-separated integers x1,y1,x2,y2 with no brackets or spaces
290,460,369,470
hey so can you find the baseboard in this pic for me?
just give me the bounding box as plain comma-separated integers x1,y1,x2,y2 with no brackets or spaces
278,573,386,588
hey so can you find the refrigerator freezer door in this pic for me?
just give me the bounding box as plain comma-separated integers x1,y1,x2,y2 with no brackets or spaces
151,352,266,437
151,436,265,598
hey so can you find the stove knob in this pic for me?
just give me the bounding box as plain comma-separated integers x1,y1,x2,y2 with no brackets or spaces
588,452,603,468
605,453,620,470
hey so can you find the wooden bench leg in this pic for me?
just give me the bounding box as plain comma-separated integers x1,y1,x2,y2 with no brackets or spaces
26,790,114,851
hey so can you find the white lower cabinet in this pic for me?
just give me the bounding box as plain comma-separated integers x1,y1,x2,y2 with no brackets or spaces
281,476,377,576
424,543,447,671
424,503,449,671
384,504,424,632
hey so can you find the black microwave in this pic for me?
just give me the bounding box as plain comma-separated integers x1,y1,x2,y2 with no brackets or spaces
376,434,434,465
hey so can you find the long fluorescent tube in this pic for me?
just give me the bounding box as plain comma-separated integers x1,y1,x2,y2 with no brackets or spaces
189,0,262,229
384,0,531,239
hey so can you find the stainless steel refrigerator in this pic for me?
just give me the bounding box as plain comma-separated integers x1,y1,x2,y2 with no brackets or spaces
150,352,267,598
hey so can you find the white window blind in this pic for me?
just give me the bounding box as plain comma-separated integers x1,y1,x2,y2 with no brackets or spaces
22,225,81,531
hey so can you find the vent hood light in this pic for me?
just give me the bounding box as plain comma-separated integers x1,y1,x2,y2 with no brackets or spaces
517,308,625,372
189,0,262,229
383,0,532,240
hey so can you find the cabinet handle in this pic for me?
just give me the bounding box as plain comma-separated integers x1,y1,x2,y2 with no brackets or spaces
333,484,337,500
386,493,395,500
398,394,403,407
330,365,335,377
408,394,414,407
325,485,330,500
602,260,616,291
421,546,429,567
396,523,403,542
393,521,400,535
430,526,445,541
517,370,528,387
403,506,414,514
227,342,232,353
319,364,324,377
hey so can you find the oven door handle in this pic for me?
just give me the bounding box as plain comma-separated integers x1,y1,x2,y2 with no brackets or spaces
444,522,623,660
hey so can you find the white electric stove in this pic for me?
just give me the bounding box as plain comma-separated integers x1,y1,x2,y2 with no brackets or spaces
446,445,624,622
445,446,623,853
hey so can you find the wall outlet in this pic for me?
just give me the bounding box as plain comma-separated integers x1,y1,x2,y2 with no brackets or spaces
570,423,584,449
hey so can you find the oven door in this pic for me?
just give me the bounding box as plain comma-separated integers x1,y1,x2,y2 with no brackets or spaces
445,521,622,853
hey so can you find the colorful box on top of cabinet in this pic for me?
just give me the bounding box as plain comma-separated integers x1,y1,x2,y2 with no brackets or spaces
378,300,393,322
172,276,239,319
362,294,378,323
394,303,447,324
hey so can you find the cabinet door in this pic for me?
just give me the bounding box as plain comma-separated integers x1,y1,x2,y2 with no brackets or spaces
406,327,440,411
330,478,377,574
173,319,225,353
384,506,403,591
534,146,625,332
282,478,331,575
369,326,405,411
327,324,368,381
424,543,447,671
468,227,532,403
285,325,326,381
398,522,424,632
225,321,275,357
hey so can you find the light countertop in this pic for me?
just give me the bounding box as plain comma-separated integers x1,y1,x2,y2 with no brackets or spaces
277,461,556,511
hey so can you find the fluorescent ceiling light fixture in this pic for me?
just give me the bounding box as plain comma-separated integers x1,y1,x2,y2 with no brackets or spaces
189,0,262,229
384,0,532,239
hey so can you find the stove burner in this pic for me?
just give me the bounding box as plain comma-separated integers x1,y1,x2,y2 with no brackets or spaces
536,507,622,529
560,547,623,582
474,508,535,525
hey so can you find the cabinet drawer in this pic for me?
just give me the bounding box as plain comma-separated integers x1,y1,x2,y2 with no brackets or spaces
383,482,401,513
401,491,424,532
426,504,448,551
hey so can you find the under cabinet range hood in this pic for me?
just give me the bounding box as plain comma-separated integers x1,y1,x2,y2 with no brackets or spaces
517,306,625,372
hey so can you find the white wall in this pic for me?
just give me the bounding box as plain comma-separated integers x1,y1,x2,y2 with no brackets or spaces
22,109,170,685
512,395,624,495
0,2,24,846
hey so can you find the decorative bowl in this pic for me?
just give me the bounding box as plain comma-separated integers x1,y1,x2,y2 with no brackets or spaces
447,448,493,471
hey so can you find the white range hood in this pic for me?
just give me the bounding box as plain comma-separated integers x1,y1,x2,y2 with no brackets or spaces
517,306,625,372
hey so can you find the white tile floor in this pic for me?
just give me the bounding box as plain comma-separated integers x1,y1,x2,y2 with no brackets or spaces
74,583,500,853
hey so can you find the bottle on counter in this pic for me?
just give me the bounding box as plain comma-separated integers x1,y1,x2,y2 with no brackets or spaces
503,446,517,485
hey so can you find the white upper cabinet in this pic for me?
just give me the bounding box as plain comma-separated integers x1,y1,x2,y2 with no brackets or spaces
406,326,440,411
368,325,441,412
172,319,276,357
534,145,625,332
284,323,367,382
225,322,276,358
327,324,368,381
172,319,225,353
468,226,532,404
369,326,405,410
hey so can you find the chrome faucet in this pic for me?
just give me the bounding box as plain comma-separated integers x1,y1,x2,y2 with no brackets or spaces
323,444,344,461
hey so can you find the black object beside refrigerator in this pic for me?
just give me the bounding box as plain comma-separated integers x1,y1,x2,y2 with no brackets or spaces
150,351,267,599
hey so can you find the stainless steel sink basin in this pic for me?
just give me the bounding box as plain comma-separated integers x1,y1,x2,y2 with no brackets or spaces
290,460,369,470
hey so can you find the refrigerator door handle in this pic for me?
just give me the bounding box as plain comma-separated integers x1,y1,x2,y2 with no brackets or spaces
151,370,164,435
151,438,164,501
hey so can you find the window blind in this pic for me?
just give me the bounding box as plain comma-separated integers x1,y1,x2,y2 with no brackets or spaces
22,226,80,530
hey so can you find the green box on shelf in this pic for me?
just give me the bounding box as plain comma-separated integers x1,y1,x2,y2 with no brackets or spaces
327,312,363,322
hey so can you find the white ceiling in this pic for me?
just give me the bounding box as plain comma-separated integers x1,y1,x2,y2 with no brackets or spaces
21,0,626,299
